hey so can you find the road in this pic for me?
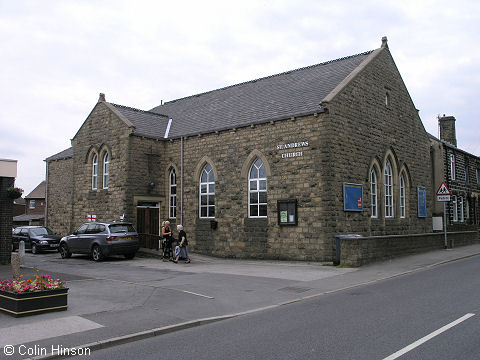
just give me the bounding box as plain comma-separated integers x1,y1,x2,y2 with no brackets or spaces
71,256,480,360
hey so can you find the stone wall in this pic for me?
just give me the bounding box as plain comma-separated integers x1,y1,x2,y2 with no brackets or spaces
164,114,326,260
324,48,432,243
158,47,435,262
339,230,480,266
45,46,451,263
46,157,74,236
126,135,167,226
69,102,133,229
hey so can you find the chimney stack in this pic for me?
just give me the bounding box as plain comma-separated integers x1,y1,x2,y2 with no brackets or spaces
438,115,457,147
381,36,388,48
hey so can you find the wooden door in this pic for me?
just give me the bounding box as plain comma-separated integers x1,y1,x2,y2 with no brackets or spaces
136,207,159,235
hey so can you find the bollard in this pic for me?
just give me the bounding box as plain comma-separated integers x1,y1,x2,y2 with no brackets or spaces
11,253,21,280
19,240,25,267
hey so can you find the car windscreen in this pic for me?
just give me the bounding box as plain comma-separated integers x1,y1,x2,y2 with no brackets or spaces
30,228,53,236
109,224,136,233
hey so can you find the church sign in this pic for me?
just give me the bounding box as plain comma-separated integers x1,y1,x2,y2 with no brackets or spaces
277,141,309,159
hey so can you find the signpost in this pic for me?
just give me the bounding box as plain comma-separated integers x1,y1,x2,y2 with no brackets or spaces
436,182,451,249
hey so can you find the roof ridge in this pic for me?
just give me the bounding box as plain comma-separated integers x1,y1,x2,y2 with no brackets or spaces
111,103,169,118
160,50,374,106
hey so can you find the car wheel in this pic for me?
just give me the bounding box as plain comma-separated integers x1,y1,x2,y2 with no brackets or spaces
91,245,104,262
31,243,38,254
59,243,72,259
124,252,136,260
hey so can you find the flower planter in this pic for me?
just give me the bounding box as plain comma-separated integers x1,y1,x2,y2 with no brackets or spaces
0,288,68,317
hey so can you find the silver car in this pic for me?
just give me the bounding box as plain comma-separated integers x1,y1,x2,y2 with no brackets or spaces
59,222,139,261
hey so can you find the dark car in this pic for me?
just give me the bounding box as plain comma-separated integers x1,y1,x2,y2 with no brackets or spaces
59,221,139,261
12,226,61,254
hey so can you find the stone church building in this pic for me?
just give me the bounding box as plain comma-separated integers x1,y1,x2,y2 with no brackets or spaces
46,37,450,262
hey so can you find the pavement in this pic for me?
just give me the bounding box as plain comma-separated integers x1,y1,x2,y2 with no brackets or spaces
1,243,480,360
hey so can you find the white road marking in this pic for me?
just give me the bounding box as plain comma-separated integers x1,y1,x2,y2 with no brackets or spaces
177,290,215,299
383,313,475,360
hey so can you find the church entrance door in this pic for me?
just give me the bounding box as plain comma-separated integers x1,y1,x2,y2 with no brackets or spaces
136,202,160,235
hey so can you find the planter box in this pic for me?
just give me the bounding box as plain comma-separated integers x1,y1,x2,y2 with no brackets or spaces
0,288,68,317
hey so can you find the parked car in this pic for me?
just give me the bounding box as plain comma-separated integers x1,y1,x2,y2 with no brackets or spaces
12,226,61,254
59,221,139,261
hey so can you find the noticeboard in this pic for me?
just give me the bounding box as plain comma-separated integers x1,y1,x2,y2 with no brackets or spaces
417,186,427,218
277,199,297,226
343,183,363,212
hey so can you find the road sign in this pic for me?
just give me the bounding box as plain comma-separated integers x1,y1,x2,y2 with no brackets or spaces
436,182,451,202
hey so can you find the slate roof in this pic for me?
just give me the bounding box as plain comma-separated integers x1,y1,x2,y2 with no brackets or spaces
47,49,375,160
110,104,170,139
150,51,374,138
13,214,45,222
25,181,46,199
428,134,480,160
46,147,74,161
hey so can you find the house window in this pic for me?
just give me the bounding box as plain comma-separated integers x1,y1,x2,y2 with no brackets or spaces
199,164,215,218
385,92,390,107
400,175,406,218
384,160,394,218
370,169,378,218
92,154,98,190
29,200,35,209
103,153,109,189
459,196,464,222
249,158,267,218
169,168,177,219
450,154,456,180
465,165,469,184
452,195,458,222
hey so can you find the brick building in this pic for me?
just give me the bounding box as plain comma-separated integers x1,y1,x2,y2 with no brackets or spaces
13,180,46,226
45,38,476,263
0,159,16,264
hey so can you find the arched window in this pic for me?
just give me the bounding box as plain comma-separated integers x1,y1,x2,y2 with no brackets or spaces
384,160,394,218
199,164,215,218
249,158,267,218
400,174,406,218
92,154,98,190
370,169,378,218
103,153,110,189
169,168,177,219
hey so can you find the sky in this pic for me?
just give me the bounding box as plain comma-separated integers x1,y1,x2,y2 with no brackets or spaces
1,0,479,195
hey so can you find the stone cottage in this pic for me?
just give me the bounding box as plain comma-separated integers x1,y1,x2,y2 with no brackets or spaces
430,116,480,231
46,37,444,262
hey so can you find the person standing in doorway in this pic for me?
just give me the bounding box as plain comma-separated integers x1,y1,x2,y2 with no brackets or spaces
173,224,190,264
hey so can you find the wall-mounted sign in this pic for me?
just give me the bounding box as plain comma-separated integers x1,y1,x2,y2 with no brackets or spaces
276,141,309,150
277,141,309,159
277,199,298,225
343,183,363,212
417,187,427,218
